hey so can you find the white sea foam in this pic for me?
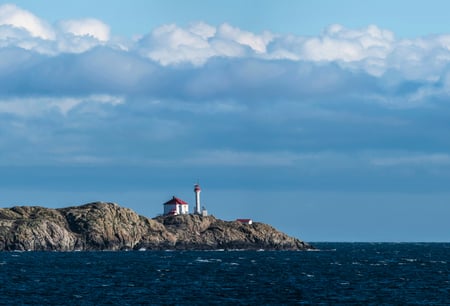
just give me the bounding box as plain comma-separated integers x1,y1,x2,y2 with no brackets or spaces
195,257,222,263
308,248,336,252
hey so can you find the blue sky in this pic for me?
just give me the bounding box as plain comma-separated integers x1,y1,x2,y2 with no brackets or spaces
1,1,450,242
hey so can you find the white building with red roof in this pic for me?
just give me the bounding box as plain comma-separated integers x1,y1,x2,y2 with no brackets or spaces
236,219,253,225
163,196,189,215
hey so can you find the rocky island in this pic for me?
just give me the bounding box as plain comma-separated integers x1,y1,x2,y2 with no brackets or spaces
0,202,312,251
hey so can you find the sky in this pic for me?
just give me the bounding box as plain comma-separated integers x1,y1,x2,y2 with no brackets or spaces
0,1,450,242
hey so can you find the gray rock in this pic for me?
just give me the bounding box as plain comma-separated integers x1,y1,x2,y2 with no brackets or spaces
0,202,313,251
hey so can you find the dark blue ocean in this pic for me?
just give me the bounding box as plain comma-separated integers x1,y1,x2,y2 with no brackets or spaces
0,243,448,305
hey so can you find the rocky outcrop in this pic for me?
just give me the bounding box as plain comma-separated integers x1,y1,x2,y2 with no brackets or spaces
0,202,312,251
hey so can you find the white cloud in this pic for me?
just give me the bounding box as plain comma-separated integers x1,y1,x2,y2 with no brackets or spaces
138,23,215,65
0,5,113,54
3,5,450,110
132,21,450,85
137,22,274,65
217,23,273,53
0,4,55,40
55,34,104,54
294,24,394,75
2,3,450,86
209,38,247,58
57,18,110,41
132,21,437,81
188,21,216,40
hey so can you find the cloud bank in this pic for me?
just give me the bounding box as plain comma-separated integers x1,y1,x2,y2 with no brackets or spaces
1,3,450,106
2,4,450,192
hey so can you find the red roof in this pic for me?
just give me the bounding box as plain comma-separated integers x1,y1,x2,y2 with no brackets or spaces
163,196,188,205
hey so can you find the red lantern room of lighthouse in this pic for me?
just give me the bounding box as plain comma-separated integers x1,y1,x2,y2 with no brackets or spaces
194,184,201,214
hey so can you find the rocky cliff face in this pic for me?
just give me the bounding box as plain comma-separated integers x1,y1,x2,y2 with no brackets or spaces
0,202,312,251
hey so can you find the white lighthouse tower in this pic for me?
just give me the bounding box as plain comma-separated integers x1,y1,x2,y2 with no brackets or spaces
194,183,201,214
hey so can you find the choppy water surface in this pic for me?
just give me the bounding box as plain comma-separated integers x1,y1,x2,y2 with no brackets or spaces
0,243,449,304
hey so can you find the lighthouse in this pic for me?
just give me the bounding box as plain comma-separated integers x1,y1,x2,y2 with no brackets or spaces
194,183,201,214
